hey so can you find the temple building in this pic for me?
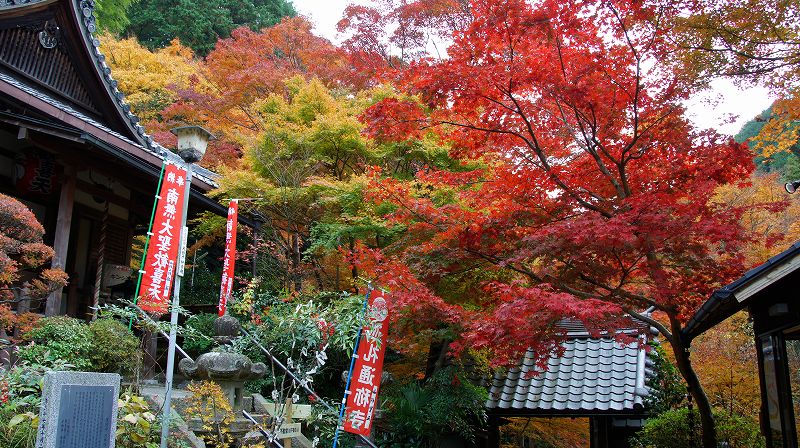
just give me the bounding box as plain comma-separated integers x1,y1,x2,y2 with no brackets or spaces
484,320,656,448
686,241,800,448
0,0,229,319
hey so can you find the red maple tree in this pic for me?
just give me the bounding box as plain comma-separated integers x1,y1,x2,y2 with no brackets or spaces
347,0,759,446
0,194,67,309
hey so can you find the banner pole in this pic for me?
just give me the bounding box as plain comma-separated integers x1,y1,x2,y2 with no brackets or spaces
129,161,167,329
332,286,372,448
160,161,193,448
218,199,238,316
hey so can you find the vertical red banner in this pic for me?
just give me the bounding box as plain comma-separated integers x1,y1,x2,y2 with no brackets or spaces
218,200,238,316
343,292,389,436
139,163,187,313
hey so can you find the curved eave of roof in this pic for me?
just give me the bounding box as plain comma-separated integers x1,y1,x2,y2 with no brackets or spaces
71,0,152,147
684,241,800,340
70,0,222,187
0,0,220,190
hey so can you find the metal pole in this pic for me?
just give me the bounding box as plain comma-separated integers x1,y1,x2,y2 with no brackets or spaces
333,290,371,448
159,162,193,448
130,304,194,363
239,326,379,448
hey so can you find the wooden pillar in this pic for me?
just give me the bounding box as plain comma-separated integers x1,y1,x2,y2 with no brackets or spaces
45,166,76,316
487,415,501,448
590,416,610,448
142,329,158,380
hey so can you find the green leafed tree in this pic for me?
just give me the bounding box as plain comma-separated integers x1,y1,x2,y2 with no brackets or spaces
736,105,800,178
215,78,449,292
125,0,296,56
94,0,136,34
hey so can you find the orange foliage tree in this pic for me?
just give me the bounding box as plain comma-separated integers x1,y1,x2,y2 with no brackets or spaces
714,172,800,265
691,312,760,419
158,17,350,168
0,194,67,313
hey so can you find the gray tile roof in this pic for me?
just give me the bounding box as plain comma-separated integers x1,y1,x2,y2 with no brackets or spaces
486,334,653,413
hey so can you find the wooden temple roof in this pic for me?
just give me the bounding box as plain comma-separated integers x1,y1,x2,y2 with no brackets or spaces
0,0,230,217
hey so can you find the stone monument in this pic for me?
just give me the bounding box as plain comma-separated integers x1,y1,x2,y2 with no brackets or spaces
179,314,266,408
179,314,267,438
36,371,121,448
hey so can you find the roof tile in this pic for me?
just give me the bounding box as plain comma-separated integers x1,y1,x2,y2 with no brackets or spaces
487,335,655,412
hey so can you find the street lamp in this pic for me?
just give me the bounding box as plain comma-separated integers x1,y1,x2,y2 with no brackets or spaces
160,125,213,448
171,125,214,163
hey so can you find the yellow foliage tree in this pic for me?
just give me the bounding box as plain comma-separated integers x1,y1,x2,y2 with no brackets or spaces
99,34,198,123
691,312,760,419
713,172,800,266
185,381,235,448
754,97,800,158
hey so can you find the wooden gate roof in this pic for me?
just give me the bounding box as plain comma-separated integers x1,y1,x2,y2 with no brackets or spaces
486,321,656,417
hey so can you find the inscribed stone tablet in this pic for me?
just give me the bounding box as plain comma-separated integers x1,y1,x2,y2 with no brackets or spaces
36,371,120,448
55,385,114,448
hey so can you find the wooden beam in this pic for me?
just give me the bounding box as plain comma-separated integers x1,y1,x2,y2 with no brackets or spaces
45,165,75,316
75,178,131,209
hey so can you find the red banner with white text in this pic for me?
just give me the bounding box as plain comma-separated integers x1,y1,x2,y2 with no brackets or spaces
218,200,238,316
343,292,389,436
138,163,187,313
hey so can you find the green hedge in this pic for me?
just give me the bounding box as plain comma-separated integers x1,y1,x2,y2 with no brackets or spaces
632,408,764,448
17,316,142,375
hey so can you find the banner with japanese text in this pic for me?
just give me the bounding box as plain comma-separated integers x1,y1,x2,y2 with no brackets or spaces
218,199,238,316
343,292,389,436
138,163,187,313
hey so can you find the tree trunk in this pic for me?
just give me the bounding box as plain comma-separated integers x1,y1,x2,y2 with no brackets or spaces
291,232,301,291
669,316,716,448
349,237,358,292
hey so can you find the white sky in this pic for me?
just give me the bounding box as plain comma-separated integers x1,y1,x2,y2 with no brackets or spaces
293,0,357,44
293,0,775,137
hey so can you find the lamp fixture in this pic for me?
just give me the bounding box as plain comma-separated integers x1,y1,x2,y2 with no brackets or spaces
170,125,215,164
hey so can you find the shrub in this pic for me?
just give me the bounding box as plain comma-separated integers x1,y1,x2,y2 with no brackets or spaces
632,407,765,448
0,361,53,448
89,318,142,375
183,313,216,354
17,316,92,370
0,193,67,301
116,393,159,448
378,366,488,447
